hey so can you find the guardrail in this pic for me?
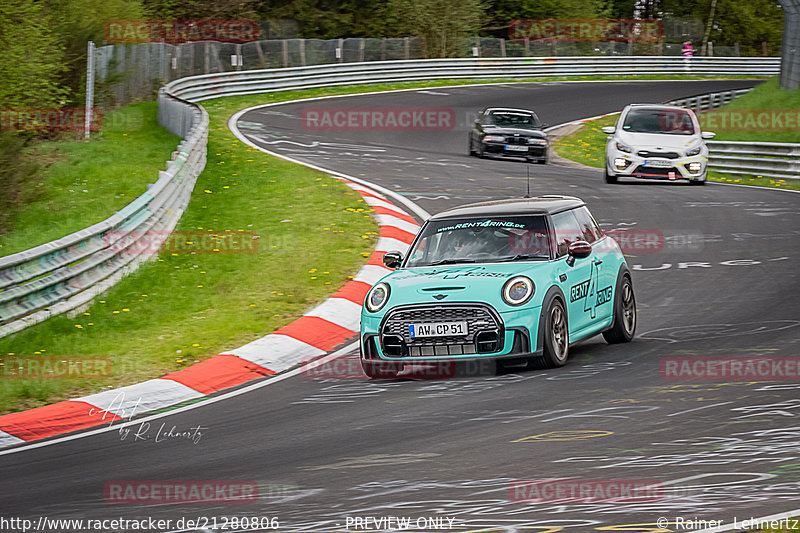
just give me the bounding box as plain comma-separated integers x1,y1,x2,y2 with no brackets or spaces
706,141,800,179
0,96,208,339
666,88,753,110
165,56,780,101
0,56,785,338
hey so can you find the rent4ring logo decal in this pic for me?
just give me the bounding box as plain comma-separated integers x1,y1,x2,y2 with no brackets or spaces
570,280,590,302
569,269,612,318
596,286,613,306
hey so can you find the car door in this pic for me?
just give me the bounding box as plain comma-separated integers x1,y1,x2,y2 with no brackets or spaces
550,209,600,337
572,206,613,323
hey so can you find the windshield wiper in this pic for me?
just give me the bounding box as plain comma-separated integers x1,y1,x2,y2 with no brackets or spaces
429,258,478,265
494,254,549,262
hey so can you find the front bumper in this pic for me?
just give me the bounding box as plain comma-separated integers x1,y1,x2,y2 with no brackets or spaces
483,142,547,160
360,302,542,363
607,150,708,181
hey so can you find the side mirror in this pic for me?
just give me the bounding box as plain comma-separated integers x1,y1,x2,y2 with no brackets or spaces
566,241,592,267
541,122,550,128
601,126,616,134
701,131,716,139
383,250,404,269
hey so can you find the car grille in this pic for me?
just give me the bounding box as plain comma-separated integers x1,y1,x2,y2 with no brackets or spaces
504,136,528,145
380,304,503,357
637,150,680,159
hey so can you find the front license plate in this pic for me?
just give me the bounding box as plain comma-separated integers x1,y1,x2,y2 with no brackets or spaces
409,321,467,338
504,145,528,152
644,159,672,168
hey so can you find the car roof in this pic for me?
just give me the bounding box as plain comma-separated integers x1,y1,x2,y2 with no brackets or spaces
482,107,537,115
624,104,692,113
429,196,585,220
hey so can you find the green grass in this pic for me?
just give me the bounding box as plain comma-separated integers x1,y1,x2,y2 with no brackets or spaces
554,78,800,191
554,114,618,169
700,78,800,143
0,104,181,257
0,96,379,414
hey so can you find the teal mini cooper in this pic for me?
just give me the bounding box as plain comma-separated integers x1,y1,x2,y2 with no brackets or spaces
360,196,636,379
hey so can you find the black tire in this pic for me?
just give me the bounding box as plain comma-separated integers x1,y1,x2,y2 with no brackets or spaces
361,360,403,379
468,135,477,156
605,168,618,184
690,179,706,186
603,274,637,344
540,298,569,368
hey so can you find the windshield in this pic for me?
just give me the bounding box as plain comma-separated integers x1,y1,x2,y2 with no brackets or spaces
621,107,696,135
405,216,552,267
487,111,540,129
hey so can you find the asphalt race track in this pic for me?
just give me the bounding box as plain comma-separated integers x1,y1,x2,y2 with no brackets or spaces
2,80,800,533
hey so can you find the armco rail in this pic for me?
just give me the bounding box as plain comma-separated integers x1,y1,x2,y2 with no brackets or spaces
0,95,207,338
0,57,785,339
667,88,753,110
706,141,800,179
165,56,780,101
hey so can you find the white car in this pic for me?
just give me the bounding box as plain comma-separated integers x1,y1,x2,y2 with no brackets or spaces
602,104,715,185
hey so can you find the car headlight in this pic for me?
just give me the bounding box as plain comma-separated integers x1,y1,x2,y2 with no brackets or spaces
527,138,546,145
615,141,633,153
502,276,535,306
614,158,629,170
366,282,390,312
685,144,702,157
483,135,505,143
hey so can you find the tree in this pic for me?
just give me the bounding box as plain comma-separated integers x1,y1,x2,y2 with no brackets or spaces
0,0,67,109
385,0,488,57
43,0,145,105
259,0,391,38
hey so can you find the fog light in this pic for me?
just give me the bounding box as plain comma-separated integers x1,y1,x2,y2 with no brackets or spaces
688,162,702,174
614,158,628,171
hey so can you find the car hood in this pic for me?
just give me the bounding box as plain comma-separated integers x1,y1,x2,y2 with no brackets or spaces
617,131,699,151
483,126,546,137
377,262,548,306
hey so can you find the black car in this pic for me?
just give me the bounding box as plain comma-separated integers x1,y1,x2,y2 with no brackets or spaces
468,107,549,164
